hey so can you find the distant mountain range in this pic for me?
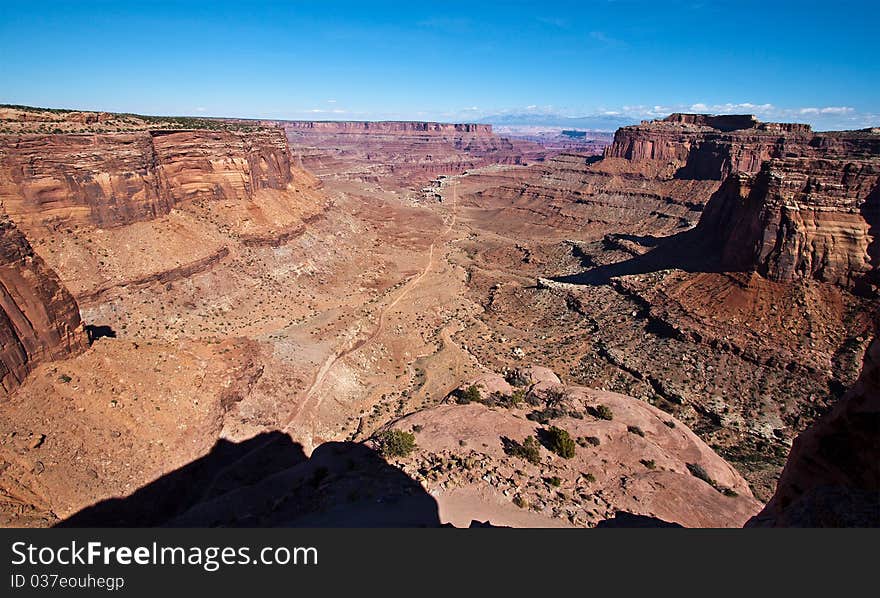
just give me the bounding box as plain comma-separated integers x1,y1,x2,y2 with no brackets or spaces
479,112,640,131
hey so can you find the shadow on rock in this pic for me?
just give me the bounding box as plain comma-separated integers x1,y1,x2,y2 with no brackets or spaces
58,432,442,527
595,512,683,528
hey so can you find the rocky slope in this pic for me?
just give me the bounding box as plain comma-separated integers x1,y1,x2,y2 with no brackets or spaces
384,366,760,527
747,333,879,526
0,217,87,394
696,157,879,290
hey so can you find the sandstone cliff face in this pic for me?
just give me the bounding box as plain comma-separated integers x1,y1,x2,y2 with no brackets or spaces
605,113,880,181
747,333,880,527
0,128,294,229
0,217,87,393
696,157,880,289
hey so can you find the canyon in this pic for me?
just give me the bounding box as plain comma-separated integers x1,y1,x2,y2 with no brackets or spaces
0,105,876,527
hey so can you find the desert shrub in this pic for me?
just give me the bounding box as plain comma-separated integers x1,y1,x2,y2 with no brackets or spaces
525,391,543,407
686,462,715,486
589,404,614,420
545,426,576,459
503,435,542,465
547,476,563,487
627,425,645,437
458,384,482,404
505,368,532,387
582,472,596,483
507,389,526,408
664,420,676,428
411,424,423,433
58,374,72,383
640,459,656,469
513,495,528,508
722,487,739,497
543,387,569,405
375,429,417,458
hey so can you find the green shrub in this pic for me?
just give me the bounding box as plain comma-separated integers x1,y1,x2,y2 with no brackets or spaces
513,495,528,509
582,472,596,483
58,374,72,384
547,476,563,487
686,462,715,486
546,426,576,459
591,404,614,420
504,435,542,465
459,384,482,404
627,425,645,437
640,459,656,469
375,429,417,458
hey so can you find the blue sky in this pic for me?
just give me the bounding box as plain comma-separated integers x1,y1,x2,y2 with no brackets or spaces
1,0,878,129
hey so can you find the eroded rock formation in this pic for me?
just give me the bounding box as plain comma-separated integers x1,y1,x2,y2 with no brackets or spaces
0,217,87,393
696,157,880,290
606,113,880,180
0,128,295,229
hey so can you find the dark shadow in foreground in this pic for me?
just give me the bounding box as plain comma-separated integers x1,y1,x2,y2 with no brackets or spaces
595,512,683,528
58,432,442,527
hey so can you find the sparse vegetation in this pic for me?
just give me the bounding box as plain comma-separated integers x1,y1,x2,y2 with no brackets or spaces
458,384,482,404
375,429,417,458
513,495,528,509
590,404,614,420
640,459,656,469
545,426,576,459
687,462,715,486
58,374,72,384
503,435,542,465
627,425,645,437
547,476,563,487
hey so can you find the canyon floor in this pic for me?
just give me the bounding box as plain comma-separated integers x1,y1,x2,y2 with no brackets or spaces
1,108,876,527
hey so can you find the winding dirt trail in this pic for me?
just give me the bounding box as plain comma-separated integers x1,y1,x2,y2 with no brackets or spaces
282,181,459,432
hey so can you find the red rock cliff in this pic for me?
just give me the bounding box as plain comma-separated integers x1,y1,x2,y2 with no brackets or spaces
605,113,879,181
695,157,880,290
0,128,295,229
0,217,87,393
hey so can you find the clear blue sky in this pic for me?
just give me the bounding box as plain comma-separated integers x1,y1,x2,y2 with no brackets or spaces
1,0,878,129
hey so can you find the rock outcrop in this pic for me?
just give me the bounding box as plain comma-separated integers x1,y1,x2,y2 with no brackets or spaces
0,217,87,393
695,157,880,290
0,128,295,229
385,368,761,528
747,334,880,527
605,113,880,180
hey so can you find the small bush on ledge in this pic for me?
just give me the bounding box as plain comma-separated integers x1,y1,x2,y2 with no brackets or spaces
375,429,417,458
